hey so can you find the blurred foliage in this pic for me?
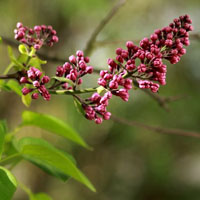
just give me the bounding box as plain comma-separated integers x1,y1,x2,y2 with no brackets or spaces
0,0,200,199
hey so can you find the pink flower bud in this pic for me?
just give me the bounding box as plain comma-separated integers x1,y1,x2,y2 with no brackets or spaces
42,76,50,84
76,50,84,57
103,112,111,120
52,35,59,43
33,81,40,88
86,66,93,74
32,93,39,99
20,77,28,84
69,55,76,64
22,88,31,95
95,117,103,124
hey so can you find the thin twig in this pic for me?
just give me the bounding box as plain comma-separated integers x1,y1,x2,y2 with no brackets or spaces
84,0,127,56
49,87,98,95
111,115,200,139
131,79,185,111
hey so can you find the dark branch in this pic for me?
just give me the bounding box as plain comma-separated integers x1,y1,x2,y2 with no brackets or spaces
111,115,200,139
0,73,18,80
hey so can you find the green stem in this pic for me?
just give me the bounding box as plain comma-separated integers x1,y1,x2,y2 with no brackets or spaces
18,180,33,197
0,153,22,166
49,87,98,95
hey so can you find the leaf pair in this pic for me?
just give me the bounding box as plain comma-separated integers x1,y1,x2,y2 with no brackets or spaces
18,111,95,191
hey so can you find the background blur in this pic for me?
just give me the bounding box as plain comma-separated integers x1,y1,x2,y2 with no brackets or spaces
0,0,200,199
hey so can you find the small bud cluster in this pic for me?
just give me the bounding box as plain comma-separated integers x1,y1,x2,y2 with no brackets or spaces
56,50,93,89
21,67,51,100
14,22,59,50
98,60,133,101
83,91,112,124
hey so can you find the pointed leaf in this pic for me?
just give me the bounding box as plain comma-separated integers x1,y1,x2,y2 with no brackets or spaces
21,111,90,149
6,80,22,96
73,98,85,116
96,86,105,94
17,137,96,192
0,166,17,200
18,44,29,55
7,46,24,70
52,76,74,86
16,137,72,181
22,93,32,107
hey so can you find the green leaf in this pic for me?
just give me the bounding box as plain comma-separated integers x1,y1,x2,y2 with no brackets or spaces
6,80,22,96
52,76,74,86
22,93,32,107
18,44,29,55
0,36,2,44
0,80,11,92
0,166,17,200
16,137,72,181
29,47,36,57
21,111,90,149
28,57,46,69
30,193,52,200
3,63,15,75
73,98,85,116
17,137,96,192
0,121,7,160
7,46,24,70
96,86,105,94
17,54,29,64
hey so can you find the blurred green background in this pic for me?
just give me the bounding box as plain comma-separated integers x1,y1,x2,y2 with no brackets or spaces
0,0,200,199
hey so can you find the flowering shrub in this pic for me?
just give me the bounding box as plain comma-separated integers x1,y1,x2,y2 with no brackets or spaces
0,14,193,199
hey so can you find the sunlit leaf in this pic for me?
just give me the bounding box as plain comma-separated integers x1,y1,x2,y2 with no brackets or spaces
96,86,105,94
18,44,29,55
29,47,36,57
22,93,32,107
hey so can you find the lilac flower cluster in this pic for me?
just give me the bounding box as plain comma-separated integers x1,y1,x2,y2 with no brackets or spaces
98,15,192,94
82,15,192,124
56,50,93,89
136,14,193,90
21,67,51,100
83,92,112,124
15,15,192,124
14,22,59,50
